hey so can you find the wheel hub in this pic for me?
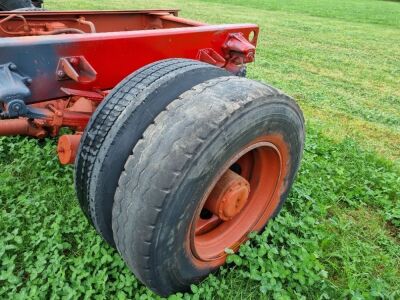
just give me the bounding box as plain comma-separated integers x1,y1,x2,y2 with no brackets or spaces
204,169,250,221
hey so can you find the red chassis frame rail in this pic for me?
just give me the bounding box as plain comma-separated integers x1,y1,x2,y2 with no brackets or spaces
0,10,259,164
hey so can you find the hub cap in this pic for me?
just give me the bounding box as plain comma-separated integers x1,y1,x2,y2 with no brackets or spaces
204,169,250,221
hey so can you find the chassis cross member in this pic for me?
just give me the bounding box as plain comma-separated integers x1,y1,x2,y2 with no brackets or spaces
0,9,305,296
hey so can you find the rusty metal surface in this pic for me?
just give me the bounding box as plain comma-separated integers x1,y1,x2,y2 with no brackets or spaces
0,9,180,16
0,10,182,37
57,133,82,164
0,118,46,137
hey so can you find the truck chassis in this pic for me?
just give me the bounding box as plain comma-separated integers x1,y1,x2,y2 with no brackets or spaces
0,9,304,296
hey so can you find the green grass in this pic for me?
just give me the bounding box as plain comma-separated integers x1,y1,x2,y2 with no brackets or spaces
1,0,399,299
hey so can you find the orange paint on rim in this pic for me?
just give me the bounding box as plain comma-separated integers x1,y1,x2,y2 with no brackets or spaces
189,134,289,266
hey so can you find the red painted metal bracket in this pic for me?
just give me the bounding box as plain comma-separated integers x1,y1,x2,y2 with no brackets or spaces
60,87,107,101
197,48,226,67
57,56,97,84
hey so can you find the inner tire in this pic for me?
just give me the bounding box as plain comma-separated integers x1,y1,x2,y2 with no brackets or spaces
112,76,305,296
14,6,47,11
13,7,46,11
75,59,229,246
0,0,33,10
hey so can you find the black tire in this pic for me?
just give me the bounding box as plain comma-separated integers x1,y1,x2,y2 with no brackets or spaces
0,0,33,10
32,0,43,8
13,7,46,11
112,76,305,296
75,59,229,246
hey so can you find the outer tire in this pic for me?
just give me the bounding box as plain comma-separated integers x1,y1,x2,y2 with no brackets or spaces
112,76,305,296
0,0,33,10
75,59,229,246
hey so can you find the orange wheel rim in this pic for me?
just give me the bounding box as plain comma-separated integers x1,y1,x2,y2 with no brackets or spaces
190,135,287,263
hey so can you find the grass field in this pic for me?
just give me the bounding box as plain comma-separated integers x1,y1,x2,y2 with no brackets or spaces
1,0,399,299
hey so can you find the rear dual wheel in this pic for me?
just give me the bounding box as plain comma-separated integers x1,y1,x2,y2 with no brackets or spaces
112,76,304,296
76,59,305,296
